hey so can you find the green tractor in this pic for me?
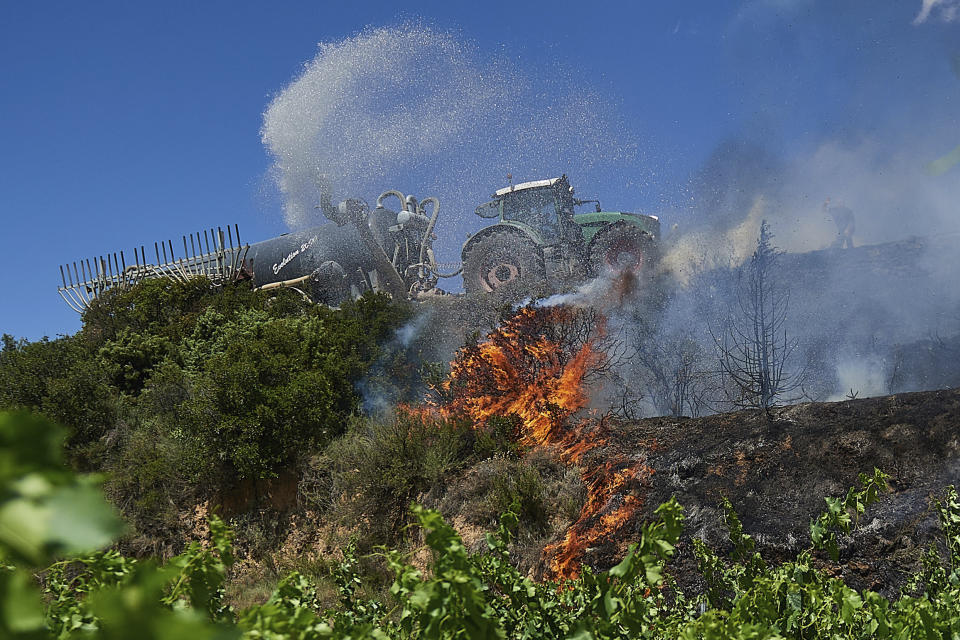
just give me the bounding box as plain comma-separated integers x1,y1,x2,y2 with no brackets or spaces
461,175,660,294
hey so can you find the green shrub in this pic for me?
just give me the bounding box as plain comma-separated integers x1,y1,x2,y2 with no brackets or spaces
79,277,218,347
101,417,192,549
179,313,363,480
319,413,474,547
484,462,548,530
439,451,584,540
39,359,118,469
471,414,523,460
0,334,84,411
96,327,173,394
1,334,119,469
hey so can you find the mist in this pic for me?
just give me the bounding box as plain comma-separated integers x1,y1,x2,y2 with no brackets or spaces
260,24,639,267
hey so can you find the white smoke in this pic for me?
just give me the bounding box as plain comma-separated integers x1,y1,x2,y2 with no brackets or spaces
776,136,960,251
827,356,889,401
663,126,960,287
914,0,960,24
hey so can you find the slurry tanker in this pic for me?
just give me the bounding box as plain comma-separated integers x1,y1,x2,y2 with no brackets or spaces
57,176,660,311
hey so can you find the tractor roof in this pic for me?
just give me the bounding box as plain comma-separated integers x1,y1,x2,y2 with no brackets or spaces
493,177,564,197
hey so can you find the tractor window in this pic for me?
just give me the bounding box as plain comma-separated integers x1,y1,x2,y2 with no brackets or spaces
475,201,500,218
501,187,559,235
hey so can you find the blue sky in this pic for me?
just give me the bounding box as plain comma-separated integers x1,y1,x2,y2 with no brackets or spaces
1,1,957,340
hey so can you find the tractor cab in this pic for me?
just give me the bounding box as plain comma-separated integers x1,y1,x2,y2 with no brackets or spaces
462,174,660,295
476,176,579,245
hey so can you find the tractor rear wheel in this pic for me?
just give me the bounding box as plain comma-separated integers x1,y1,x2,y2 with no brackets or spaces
462,231,545,295
589,223,655,277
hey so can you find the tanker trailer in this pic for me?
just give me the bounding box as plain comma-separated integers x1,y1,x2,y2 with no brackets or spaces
56,188,449,312
240,223,380,304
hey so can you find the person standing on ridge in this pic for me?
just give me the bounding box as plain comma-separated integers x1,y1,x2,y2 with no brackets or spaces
823,198,855,249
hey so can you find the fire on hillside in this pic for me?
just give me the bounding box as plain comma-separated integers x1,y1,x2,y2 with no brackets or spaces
417,304,654,579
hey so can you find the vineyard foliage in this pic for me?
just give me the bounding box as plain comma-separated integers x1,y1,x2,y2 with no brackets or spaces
2,411,960,638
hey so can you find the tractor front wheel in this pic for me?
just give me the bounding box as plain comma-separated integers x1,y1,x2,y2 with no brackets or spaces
589,223,656,277
462,231,545,295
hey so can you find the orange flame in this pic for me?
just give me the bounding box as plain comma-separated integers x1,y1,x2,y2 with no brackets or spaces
442,306,601,447
427,304,653,580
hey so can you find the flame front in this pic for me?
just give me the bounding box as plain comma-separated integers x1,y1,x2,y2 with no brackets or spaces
430,305,654,580
445,307,600,448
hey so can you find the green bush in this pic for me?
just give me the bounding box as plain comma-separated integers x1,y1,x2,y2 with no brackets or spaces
0,335,118,468
96,328,173,394
179,313,364,480
78,277,220,347
483,462,548,530
0,334,86,412
318,413,474,547
40,359,119,467
437,450,585,559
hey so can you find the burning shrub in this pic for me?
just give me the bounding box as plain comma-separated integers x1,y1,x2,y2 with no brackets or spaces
427,303,659,579
443,305,613,447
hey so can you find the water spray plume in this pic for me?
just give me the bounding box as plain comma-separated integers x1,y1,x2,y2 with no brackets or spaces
261,24,634,236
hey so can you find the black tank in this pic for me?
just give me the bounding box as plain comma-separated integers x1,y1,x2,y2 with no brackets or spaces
244,223,377,303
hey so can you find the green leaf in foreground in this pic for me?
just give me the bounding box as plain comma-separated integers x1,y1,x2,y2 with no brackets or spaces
0,411,123,565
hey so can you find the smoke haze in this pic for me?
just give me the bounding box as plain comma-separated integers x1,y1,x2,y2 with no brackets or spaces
262,11,960,413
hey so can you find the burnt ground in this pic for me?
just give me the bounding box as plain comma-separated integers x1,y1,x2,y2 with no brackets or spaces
568,388,960,596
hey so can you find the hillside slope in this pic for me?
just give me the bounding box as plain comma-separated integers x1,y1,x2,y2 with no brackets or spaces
553,388,960,594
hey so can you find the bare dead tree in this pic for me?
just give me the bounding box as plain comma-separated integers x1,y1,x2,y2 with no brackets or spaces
632,327,714,418
713,220,805,412
603,369,646,421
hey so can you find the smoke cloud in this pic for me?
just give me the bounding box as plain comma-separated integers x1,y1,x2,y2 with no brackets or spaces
914,0,960,24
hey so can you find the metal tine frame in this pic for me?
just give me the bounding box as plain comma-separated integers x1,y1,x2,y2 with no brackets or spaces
58,223,249,314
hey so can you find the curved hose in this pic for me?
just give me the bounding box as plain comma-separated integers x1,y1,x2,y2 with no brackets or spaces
416,196,441,279
376,189,407,211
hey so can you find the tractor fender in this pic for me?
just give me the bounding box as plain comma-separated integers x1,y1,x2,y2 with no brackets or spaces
460,223,542,262
585,220,653,255
575,212,659,246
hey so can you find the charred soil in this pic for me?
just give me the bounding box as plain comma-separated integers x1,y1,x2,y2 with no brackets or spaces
565,388,960,597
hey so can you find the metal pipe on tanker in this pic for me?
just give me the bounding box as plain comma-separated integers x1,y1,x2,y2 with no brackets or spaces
417,197,440,280
375,190,407,212
315,189,409,300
